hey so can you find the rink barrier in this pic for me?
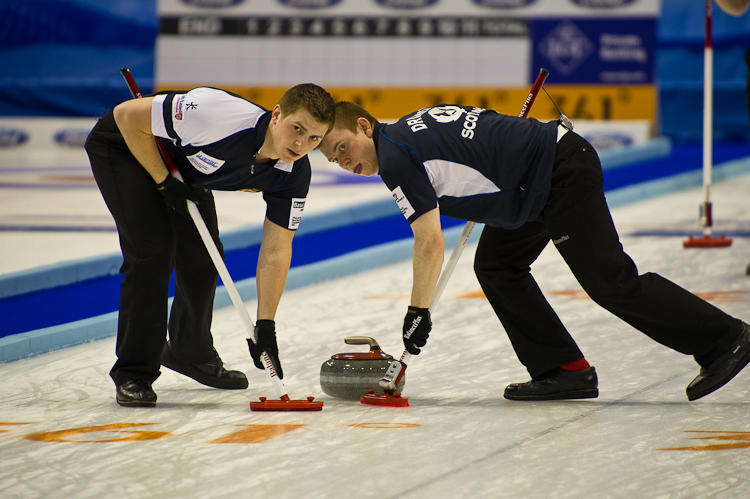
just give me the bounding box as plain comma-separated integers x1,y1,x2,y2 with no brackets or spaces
0,196,404,301
0,137,675,302
598,137,672,171
4,139,750,363
606,154,750,208
0,223,479,364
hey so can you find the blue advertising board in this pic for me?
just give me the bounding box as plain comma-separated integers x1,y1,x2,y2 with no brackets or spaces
532,18,656,84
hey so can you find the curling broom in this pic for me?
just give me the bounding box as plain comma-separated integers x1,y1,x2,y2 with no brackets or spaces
361,68,551,407
120,67,322,411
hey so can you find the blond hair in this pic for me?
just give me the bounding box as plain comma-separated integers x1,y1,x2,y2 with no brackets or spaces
332,101,379,133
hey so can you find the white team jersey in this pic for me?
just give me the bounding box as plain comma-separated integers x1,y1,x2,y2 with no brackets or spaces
151,88,265,147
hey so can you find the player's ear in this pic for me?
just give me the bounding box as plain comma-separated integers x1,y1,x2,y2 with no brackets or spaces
271,104,282,124
357,117,372,136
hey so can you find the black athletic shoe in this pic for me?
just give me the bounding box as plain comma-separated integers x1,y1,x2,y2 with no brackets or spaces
116,380,157,407
161,342,249,389
504,366,599,401
686,322,750,401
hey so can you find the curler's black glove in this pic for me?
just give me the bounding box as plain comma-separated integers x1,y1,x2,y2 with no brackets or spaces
402,306,431,355
155,175,203,216
247,319,283,379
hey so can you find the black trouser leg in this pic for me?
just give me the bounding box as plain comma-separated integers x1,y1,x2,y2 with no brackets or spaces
475,131,742,377
167,196,224,364
545,133,742,368
474,222,585,377
86,112,224,384
87,113,174,385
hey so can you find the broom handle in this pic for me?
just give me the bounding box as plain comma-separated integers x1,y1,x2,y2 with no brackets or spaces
395,67,550,369
119,67,288,400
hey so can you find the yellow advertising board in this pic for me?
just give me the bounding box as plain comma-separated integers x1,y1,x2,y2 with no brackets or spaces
155,84,655,122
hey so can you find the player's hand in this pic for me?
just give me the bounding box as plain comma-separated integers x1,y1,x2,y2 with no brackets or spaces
402,306,431,355
155,175,203,216
247,319,283,379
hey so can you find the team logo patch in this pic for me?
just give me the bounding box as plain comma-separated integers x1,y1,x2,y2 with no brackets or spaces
391,186,415,219
428,106,467,123
174,96,184,121
289,198,306,230
186,151,225,174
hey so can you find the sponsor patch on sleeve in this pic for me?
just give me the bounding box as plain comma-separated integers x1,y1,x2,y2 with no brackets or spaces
186,151,225,174
288,198,306,230
391,186,415,219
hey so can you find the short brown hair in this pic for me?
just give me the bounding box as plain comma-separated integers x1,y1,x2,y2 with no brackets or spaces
277,83,336,132
332,101,379,134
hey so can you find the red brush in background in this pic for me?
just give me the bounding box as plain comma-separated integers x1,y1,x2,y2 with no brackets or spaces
683,0,732,249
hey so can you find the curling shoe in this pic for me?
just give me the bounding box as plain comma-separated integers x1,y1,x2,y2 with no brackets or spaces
116,380,157,407
686,322,750,401
504,367,599,401
161,342,248,389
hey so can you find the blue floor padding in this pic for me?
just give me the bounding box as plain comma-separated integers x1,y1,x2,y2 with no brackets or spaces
0,215,463,337
603,142,750,191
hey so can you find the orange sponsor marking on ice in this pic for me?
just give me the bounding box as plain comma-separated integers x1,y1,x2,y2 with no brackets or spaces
458,289,603,300
693,291,750,302
456,290,485,299
0,422,34,433
458,289,750,302
209,424,306,444
348,423,421,429
657,431,750,451
24,423,172,443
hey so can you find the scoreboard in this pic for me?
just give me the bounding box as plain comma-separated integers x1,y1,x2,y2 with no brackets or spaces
156,0,658,131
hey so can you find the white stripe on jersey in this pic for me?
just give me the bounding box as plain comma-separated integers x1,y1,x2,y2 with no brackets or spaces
423,159,501,198
151,88,265,146
151,94,169,140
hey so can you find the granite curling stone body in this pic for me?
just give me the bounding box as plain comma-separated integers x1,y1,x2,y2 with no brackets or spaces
320,337,405,400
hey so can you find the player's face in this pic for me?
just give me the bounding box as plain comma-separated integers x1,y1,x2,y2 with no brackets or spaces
269,105,330,164
320,120,379,177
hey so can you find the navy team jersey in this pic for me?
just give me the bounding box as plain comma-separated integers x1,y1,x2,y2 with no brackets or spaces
375,105,558,229
151,88,310,231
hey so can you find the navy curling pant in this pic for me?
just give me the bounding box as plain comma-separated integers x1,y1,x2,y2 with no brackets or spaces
474,131,743,378
85,112,223,385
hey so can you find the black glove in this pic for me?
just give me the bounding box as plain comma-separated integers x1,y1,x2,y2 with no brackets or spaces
155,175,203,216
402,306,431,355
247,319,283,379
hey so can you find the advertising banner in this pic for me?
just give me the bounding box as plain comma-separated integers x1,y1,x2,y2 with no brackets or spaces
155,0,659,138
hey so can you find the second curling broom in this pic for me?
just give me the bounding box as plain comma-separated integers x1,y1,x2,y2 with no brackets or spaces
361,68,551,407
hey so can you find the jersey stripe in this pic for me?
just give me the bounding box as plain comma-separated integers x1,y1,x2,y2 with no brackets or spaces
162,93,181,146
423,159,501,198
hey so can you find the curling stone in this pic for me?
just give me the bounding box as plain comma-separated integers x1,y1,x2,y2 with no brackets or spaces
320,337,405,400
